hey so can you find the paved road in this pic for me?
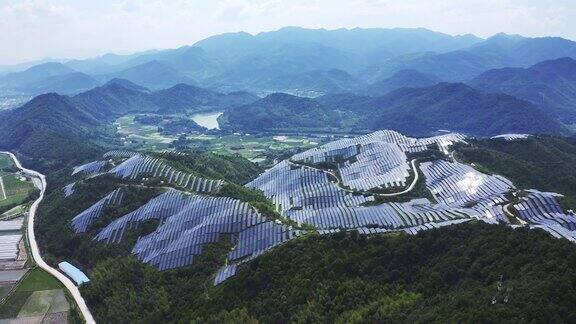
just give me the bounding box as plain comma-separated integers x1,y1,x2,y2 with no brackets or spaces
503,201,528,225
1,151,96,324
0,175,6,200
288,159,420,197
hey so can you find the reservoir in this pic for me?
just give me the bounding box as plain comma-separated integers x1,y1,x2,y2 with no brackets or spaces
191,111,223,130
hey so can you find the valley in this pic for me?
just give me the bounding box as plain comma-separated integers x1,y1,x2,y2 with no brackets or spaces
1,21,576,323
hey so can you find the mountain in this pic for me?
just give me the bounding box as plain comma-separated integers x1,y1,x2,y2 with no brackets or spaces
20,72,100,95
1,27,482,92
361,50,493,83
367,69,441,95
5,28,576,94
0,62,84,94
73,79,259,116
366,83,566,136
101,60,196,90
220,93,343,132
73,79,157,117
196,27,482,63
206,42,360,90
469,57,576,123
152,83,259,113
362,34,576,83
469,34,576,67
262,69,361,95
222,83,566,136
0,62,75,86
0,93,104,165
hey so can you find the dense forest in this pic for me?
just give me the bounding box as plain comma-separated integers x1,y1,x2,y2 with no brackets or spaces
455,136,576,209
81,222,576,323
220,83,565,137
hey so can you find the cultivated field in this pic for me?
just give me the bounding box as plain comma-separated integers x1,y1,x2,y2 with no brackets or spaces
0,268,71,322
115,114,326,162
0,153,36,211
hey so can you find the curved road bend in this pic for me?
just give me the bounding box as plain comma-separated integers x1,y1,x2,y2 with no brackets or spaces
288,159,420,197
1,151,96,324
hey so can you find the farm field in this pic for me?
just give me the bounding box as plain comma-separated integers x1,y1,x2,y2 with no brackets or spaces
0,153,36,212
0,268,71,322
115,114,329,162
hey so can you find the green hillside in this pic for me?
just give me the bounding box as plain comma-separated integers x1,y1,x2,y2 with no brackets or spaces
455,136,576,209
81,222,576,323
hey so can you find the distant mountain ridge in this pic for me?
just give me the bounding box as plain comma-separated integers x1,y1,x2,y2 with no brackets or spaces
222,82,566,136
363,83,565,136
367,69,441,96
470,57,576,122
97,60,197,90
3,28,576,94
362,34,576,83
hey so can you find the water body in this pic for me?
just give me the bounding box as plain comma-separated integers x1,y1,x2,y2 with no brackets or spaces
191,111,223,130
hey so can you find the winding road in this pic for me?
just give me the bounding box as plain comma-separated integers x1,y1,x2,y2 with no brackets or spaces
288,158,420,197
1,151,96,324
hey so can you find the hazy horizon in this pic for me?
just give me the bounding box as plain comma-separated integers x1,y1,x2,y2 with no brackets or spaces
1,0,575,66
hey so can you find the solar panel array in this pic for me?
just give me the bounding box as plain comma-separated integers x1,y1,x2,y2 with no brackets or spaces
108,154,225,193
289,131,466,191
413,133,467,153
246,160,374,212
316,218,472,236
285,198,479,230
292,131,466,162
71,188,124,233
214,264,237,285
420,160,514,208
491,134,530,141
337,142,410,190
63,182,76,198
94,189,298,273
515,191,576,242
72,160,107,176
103,150,140,159
482,204,509,224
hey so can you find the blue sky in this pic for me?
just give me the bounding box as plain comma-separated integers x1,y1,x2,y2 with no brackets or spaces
1,0,574,65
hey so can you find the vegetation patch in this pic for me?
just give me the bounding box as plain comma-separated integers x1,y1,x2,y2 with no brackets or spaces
81,222,576,323
455,136,576,211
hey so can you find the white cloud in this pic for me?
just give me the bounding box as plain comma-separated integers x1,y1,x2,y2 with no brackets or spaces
0,0,574,65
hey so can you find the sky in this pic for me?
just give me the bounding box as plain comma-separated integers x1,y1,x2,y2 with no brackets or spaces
1,0,575,65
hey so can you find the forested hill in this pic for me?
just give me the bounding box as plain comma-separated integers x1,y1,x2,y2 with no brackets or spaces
74,79,259,116
221,83,567,137
455,136,576,209
365,83,566,136
0,79,260,170
470,57,576,123
0,93,105,170
82,222,576,322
